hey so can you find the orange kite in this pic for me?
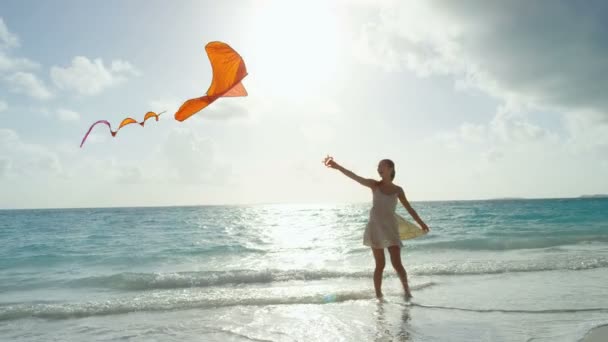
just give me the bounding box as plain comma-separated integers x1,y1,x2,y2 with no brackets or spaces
79,41,248,147
174,41,248,121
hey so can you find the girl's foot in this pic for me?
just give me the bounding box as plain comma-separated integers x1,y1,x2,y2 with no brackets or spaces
376,291,384,299
404,291,413,301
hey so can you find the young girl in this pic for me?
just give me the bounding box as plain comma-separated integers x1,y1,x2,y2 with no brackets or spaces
323,156,430,299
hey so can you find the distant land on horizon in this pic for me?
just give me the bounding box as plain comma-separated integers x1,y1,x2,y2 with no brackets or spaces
578,194,608,199
487,195,608,201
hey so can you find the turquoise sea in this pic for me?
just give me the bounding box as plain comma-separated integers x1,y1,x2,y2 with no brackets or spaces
1,198,607,341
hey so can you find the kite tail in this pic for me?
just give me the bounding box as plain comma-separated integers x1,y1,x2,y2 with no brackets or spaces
79,111,166,148
80,120,114,148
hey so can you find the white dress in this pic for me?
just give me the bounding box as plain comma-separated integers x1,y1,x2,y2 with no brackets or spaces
363,187,403,248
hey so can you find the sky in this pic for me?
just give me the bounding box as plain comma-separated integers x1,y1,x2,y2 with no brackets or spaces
1,0,607,209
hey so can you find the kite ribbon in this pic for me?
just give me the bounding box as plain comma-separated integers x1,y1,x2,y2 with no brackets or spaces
79,111,164,148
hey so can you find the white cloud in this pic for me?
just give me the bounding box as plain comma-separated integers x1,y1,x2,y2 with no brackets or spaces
459,122,486,143
481,148,503,163
149,97,182,115
112,165,143,184
354,1,608,118
5,72,53,99
0,127,18,145
431,108,553,167
57,108,80,121
563,110,608,154
0,157,9,178
0,128,63,178
0,100,7,112
51,56,139,95
489,110,546,143
409,125,607,200
110,59,139,75
0,18,19,49
0,18,39,73
204,100,250,121
0,53,38,72
161,127,227,184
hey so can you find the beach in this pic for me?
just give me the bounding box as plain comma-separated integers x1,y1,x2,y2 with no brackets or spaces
583,325,608,342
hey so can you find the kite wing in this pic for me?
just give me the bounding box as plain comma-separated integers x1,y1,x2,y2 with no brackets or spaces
118,118,138,130
141,111,161,125
174,41,248,122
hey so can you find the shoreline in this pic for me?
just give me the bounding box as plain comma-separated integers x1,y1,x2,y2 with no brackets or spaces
582,325,608,342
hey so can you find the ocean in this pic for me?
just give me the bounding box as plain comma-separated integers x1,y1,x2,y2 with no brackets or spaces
1,198,607,341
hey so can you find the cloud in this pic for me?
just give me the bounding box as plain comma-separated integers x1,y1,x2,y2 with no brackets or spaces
0,100,7,112
0,157,9,178
149,97,181,114
112,165,143,184
459,122,486,143
0,128,62,178
161,127,227,184
0,127,18,144
0,53,38,72
489,110,546,143
56,108,80,121
50,56,139,95
430,108,552,167
355,1,608,118
4,72,53,99
563,110,608,153
0,18,19,49
0,19,38,73
481,149,504,163
110,60,139,75
203,100,250,121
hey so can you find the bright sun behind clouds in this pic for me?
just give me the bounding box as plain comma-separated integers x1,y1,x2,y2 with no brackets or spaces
245,0,343,100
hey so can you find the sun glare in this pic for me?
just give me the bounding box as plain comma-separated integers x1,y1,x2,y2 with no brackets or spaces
246,1,342,99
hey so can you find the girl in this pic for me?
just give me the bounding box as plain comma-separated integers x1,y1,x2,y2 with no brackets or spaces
323,156,430,299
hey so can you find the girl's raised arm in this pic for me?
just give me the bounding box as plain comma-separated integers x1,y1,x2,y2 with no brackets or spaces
323,156,376,188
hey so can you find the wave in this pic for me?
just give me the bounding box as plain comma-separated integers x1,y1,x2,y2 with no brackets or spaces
2,282,604,323
47,256,608,291
68,269,373,291
409,303,608,314
409,235,608,251
0,245,266,270
410,256,608,276
4,254,607,293
0,282,439,322
0,290,377,322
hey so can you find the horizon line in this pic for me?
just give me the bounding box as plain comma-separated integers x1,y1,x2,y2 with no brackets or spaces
2,194,606,211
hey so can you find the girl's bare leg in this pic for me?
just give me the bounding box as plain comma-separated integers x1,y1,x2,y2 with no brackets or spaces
372,248,386,298
388,246,412,299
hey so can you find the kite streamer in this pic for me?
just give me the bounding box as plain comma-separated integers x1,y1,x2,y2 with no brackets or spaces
79,111,164,148
79,41,248,147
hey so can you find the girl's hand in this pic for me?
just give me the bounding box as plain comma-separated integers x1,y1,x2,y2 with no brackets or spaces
323,155,339,169
421,222,430,232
